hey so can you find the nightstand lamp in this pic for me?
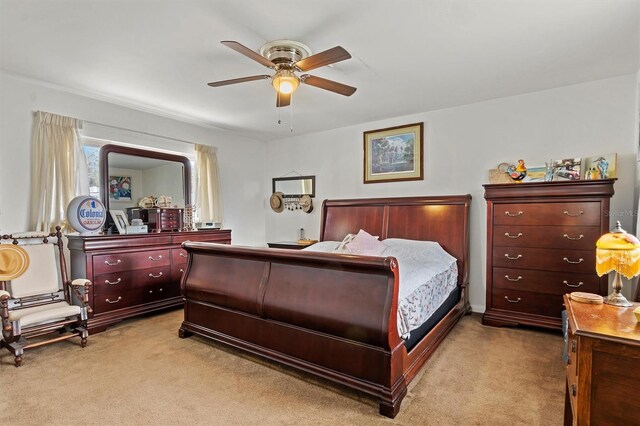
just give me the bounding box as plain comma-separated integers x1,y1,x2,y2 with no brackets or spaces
595,221,640,307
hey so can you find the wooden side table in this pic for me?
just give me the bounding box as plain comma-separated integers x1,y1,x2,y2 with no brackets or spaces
267,241,316,250
563,294,640,425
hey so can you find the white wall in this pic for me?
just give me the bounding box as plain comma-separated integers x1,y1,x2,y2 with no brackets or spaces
0,71,267,246
266,74,639,311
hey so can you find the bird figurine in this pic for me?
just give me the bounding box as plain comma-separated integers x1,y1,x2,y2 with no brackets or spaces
507,159,527,183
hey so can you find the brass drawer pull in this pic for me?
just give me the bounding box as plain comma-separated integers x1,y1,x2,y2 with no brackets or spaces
104,278,122,285
563,210,584,217
563,257,584,264
504,254,522,260
148,272,164,278
504,211,523,217
505,275,523,282
563,234,584,240
179,268,184,273
563,280,584,288
148,255,163,261
504,296,522,303
179,253,188,258
104,259,121,266
105,297,122,304
504,232,523,239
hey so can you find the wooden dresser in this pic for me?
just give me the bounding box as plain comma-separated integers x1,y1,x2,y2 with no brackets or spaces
563,295,640,425
483,180,615,329
68,229,231,333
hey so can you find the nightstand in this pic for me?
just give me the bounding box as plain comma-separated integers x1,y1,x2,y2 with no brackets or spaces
563,294,640,425
267,241,315,250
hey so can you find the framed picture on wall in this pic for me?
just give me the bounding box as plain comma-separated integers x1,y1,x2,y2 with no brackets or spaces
363,122,424,184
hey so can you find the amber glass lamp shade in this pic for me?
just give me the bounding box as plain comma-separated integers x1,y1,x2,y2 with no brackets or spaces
595,221,640,307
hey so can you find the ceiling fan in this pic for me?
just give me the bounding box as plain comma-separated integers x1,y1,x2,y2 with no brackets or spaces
207,40,357,107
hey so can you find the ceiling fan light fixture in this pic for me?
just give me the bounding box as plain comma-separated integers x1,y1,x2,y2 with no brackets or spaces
272,69,299,94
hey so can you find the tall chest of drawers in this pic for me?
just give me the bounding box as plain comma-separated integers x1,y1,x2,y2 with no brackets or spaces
68,229,231,333
483,180,615,329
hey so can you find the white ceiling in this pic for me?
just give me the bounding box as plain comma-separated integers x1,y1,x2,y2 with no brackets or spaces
1,0,638,142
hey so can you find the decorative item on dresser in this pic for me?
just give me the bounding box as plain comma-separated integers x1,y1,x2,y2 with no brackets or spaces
563,294,640,425
483,179,615,329
67,229,230,333
138,207,184,232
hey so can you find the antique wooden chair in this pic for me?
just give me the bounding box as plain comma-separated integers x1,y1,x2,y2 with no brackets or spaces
0,227,91,367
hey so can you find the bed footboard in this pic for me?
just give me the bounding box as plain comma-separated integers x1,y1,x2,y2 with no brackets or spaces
179,242,408,416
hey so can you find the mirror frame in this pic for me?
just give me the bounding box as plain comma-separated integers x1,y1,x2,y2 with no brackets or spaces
272,175,315,198
99,144,192,213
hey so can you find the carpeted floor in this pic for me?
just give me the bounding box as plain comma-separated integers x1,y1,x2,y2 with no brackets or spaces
0,310,565,425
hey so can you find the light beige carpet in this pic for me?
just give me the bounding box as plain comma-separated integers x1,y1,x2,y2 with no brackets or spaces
0,311,565,425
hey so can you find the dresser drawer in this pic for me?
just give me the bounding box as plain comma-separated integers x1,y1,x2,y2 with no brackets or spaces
93,289,145,313
93,266,171,296
93,249,171,274
493,267,600,295
493,225,600,250
493,247,595,274
172,247,189,265
493,202,601,226
492,289,564,317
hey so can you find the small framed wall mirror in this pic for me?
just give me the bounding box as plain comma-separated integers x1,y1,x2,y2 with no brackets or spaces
272,175,315,198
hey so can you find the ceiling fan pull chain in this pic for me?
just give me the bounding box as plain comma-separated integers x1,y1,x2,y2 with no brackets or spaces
277,91,282,125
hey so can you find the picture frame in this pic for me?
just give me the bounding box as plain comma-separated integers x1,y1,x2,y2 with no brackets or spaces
553,158,582,181
110,210,129,234
522,166,547,182
582,153,617,180
363,122,423,184
109,175,132,200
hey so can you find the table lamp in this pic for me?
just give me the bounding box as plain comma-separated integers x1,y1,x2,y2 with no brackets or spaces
595,221,640,307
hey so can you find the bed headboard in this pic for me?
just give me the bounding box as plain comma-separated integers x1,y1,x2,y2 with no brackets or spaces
320,195,472,286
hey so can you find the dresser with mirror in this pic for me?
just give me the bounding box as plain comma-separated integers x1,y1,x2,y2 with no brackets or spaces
69,144,230,333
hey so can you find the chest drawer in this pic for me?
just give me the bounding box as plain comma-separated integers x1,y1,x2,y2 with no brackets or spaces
92,280,180,314
93,249,171,274
493,225,600,250
493,202,601,226
93,266,171,296
493,247,595,274
493,267,600,295
492,288,564,318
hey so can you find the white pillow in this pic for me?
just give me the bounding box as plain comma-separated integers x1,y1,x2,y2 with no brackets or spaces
346,229,386,256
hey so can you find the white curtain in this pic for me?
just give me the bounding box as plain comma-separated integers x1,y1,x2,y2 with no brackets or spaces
195,144,223,222
30,111,88,232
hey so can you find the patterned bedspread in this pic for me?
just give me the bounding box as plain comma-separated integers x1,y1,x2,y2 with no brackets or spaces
304,238,458,339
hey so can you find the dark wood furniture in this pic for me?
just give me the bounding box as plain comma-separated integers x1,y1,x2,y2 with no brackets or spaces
179,195,471,418
483,180,615,329
563,295,640,425
266,241,315,250
139,207,184,232
68,229,230,333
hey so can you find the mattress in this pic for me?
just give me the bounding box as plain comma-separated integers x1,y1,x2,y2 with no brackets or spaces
304,238,459,339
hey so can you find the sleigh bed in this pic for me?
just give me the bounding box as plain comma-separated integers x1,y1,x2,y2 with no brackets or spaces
178,195,471,418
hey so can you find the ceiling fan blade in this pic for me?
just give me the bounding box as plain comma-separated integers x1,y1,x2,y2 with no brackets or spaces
207,75,271,87
294,46,351,71
221,41,276,68
276,92,291,108
300,75,357,96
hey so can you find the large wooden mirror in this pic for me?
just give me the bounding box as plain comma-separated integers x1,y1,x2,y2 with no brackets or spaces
100,144,192,214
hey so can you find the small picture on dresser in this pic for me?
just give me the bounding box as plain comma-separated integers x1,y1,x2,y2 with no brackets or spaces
582,153,617,180
554,158,581,181
110,210,128,234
